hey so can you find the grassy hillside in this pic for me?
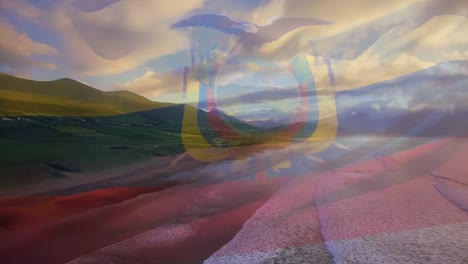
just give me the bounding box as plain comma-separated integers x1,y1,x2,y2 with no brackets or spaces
0,106,265,190
0,74,264,189
0,74,172,116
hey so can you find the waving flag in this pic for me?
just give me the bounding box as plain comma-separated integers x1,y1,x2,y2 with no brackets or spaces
1,1,467,264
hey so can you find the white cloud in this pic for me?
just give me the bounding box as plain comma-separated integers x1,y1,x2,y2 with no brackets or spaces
275,0,468,62
283,0,419,40
335,51,434,90
114,67,200,101
114,69,175,99
371,103,381,111
386,94,410,110
2,0,467,103
248,0,285,25
326,15,468,91
407,15,468,61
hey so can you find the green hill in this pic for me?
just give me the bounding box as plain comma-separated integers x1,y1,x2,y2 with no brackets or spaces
0,74,263,189
0,74,172,116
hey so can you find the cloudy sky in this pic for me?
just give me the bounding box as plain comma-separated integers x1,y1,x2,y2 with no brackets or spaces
1,0,467,124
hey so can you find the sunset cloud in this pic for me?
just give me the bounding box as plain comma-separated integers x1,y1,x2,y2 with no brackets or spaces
0,20,56,75
1,0,205,76
0,0,467,111
114,70,179,99
330,15,468,91
52,0,205,76
113,67,199,100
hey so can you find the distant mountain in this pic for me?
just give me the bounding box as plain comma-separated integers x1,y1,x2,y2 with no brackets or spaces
206,108,258,131
246,119,285,129
252,60,468,137
0,74,172,116
335,60,468,136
